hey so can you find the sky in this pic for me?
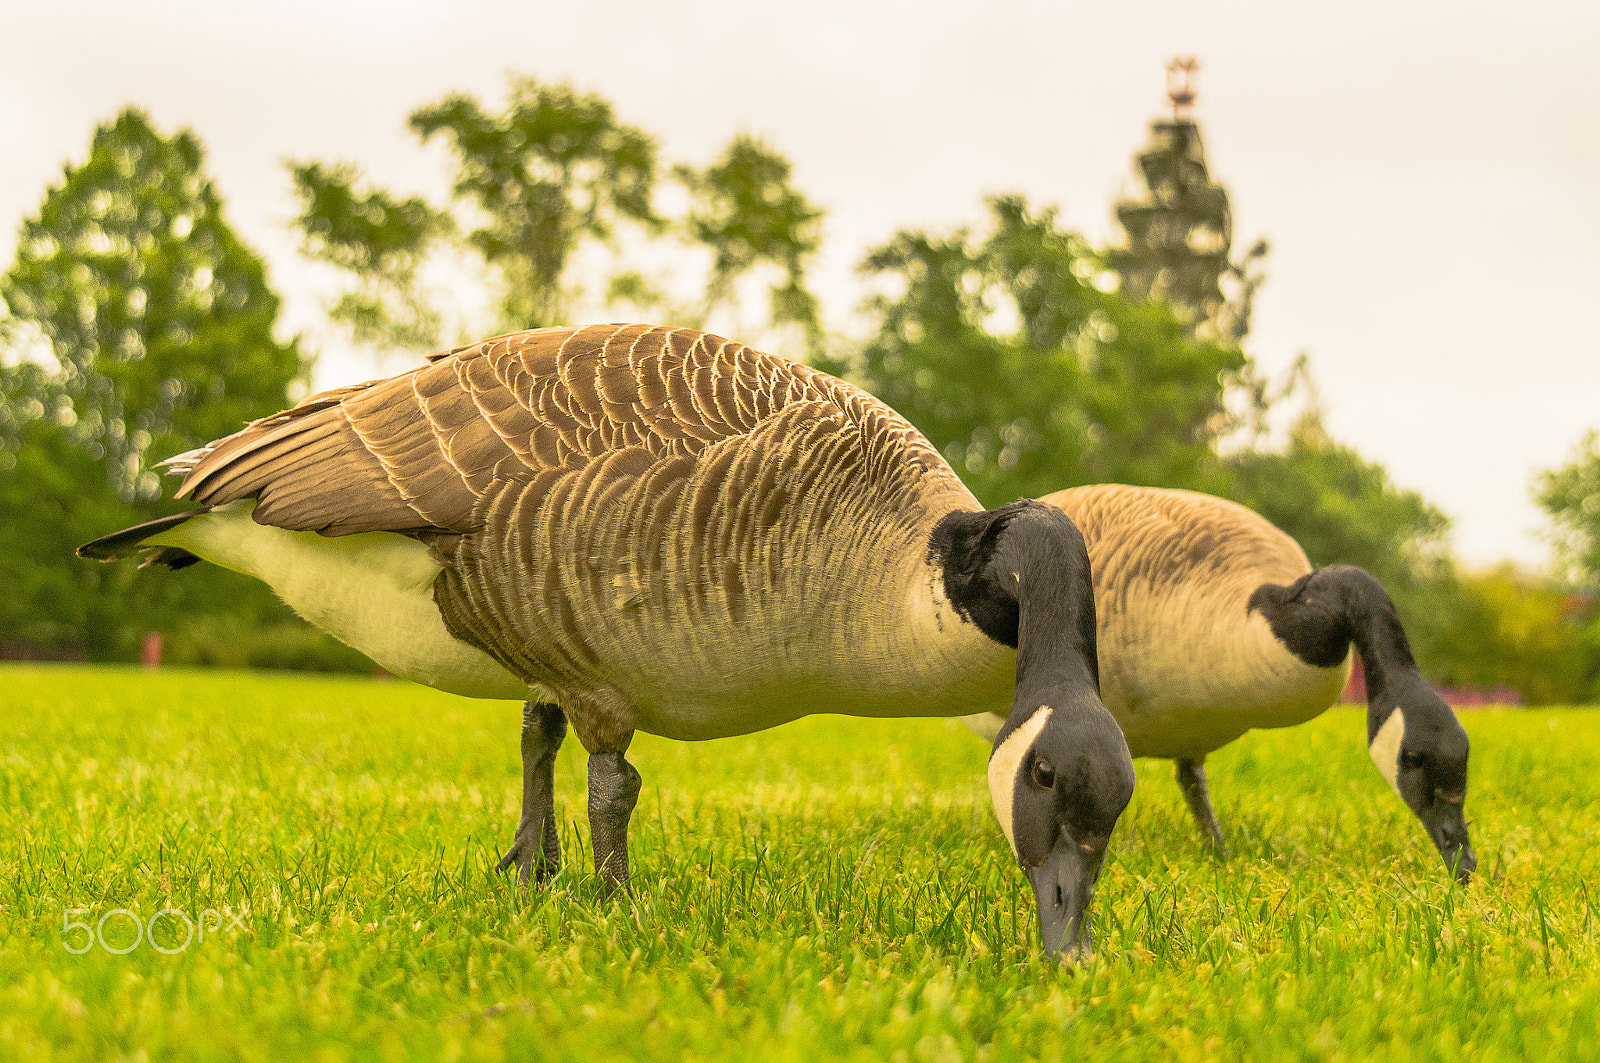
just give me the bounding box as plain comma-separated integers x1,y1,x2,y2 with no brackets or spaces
3,0,1597,567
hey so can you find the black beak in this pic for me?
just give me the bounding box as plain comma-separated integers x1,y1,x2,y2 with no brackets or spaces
1026,834,1103,962
1418,800,1476,884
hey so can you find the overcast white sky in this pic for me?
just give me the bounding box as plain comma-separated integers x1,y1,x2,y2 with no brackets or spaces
4,0,1597,567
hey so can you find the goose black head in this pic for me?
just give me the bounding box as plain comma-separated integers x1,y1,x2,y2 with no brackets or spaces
1253,564,1476,885
933,501,1137,960
1369,678,1475,883
989,700,1134,960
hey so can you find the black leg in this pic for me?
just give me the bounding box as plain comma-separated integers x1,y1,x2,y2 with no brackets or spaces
1176,758,1229,855
587,750,641,893
496,701,567,885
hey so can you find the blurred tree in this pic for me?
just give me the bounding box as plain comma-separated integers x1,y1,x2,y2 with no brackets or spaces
859,194,1245,505
292,76,660,349
1225,408,1451,594
858,183,1477,692
1110,58,1267,346
1413,566,1597,705
1108,63,1465,673
1529,434,1600,701
1534,430,1600,587
1221,404,1474,687
290,161,453,351
0,362,140,655
0,108,309,659
409,77,661,331
293,79,829,366
3,109,304,498
674,134,829,367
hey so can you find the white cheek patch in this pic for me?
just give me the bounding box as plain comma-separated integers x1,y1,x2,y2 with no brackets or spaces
1369,708,1406,796
988,707,1053,859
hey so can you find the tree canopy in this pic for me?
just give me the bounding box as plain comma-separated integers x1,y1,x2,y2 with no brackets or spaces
290,160,452,351
1535,430,1600,588
1,81,1577,702
409,78,661,332
675,134,827,363
291,77,826,364
858,194,1245,507
1225,409,1451,594
0,109,307,658
1110,114,1266,346
4,109,302,499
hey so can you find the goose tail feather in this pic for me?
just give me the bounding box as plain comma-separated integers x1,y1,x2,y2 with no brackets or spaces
77,511,206,569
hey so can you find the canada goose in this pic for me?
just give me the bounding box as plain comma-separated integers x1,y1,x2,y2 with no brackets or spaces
79,323,1136,959
963,484,1475,882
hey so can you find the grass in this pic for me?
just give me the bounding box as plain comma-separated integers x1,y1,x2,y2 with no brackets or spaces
1,665,1598,1061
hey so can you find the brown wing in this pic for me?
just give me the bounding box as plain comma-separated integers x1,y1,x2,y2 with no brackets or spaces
172,323,917,536
169,322,972,706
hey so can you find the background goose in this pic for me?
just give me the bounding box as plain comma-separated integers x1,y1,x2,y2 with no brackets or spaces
79,323,1135,959
964,483,1476,881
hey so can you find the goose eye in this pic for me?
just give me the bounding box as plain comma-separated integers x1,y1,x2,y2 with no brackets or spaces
1031,758,1056,789
1400,751,1424,771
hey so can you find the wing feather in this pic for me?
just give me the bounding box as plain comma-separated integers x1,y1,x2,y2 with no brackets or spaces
163,322,973,691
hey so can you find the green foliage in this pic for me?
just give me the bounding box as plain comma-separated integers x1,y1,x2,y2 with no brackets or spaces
0,402,153,657
1226,421,1600,703
856,185,1517,698
159,616,376,673
1535,430,1600,588
0,109,338,663
1217,409,1514,693
290,161,452,350
1226,410,1451,594
4,667,1599,1059
676,134,827,364
292,79,828,365
409,77,661,332
1410,567,1597,705
859,194,1246,505
2,109,303,495
1106,101,1455,632
1103,105,1512,696
289,77,661,348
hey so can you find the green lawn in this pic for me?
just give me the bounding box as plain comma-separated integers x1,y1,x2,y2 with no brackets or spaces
1,665,1596,1061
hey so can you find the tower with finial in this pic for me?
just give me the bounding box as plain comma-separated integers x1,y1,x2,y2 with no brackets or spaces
1166,56,1199,118
1110,58,1265,345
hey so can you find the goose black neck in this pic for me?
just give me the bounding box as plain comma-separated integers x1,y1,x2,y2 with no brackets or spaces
1013,539,1100,700
1340,572,1418,714
930,500,1100,704
1249,564,1420,728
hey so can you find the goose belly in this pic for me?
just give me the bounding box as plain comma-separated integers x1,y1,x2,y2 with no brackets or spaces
626,684,823,742
151,505,530,701
460,529,1019,742
1102,607,1350,760
625,662,1014,742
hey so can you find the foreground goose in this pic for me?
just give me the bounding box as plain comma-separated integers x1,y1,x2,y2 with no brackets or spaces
80,323,1135,958
963,484,1475,882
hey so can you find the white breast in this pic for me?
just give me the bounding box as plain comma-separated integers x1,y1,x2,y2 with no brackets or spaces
1035,485,1354,761
1101,594,1350,759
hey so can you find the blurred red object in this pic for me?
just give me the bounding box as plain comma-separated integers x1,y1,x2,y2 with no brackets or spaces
141,631,162,669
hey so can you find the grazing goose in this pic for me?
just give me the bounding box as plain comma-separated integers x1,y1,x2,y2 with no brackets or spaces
963,483,1475,882
79,323,1136,959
